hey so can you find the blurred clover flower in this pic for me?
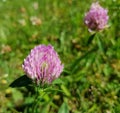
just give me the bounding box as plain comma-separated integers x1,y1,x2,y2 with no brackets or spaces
30,16,42,26
84,2,109,32
22,45,63,85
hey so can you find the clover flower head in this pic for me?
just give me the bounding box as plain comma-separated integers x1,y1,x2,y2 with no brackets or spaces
22,44,64,85
84,2,109,31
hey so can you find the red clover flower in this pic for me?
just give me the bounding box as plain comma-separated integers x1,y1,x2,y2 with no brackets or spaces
22,44,64,85
84,2,109,32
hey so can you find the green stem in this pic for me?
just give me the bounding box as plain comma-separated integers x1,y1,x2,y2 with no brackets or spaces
96,34,105,54
32,85,39,113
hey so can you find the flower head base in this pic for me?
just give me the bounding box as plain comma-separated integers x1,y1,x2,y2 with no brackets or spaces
22,45,64,85
84,2,109,32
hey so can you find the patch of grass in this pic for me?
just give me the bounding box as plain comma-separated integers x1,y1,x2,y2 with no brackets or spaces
0,0,120,112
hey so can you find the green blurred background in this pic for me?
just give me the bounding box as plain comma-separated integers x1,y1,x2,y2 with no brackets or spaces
0,0,120,112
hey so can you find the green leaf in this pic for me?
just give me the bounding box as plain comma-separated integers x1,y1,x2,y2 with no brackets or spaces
62,69,71,75
44,87,64,93
71,47,97,74
85,53,96,68
86,33,96,46
52,78,64,85
58,102,69,113
9,75,32,87
61,85,71,97
114,104,120,113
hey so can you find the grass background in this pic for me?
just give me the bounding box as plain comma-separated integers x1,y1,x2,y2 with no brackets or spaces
0,0,120,112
